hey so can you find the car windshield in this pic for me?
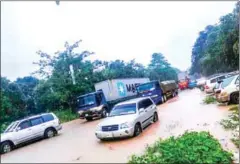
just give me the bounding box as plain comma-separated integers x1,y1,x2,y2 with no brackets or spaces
109,103,136,117
4,121,19,133
77,95,95,107
137,82,155,93
221,76,235,89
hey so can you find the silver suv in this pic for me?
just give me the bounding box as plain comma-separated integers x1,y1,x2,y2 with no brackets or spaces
95,97,158,140
0,113,62,154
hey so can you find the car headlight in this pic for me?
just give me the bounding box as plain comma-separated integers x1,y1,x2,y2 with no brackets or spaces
120,122,131,129
90,105,103,111
78,110,84,115
220,92,228,97
96,125,102,131
151,95,158,98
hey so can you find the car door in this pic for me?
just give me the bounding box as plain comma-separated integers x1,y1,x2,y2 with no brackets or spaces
29,117,45,138
138,100,148,128
143,98,155,123
15,120,33,144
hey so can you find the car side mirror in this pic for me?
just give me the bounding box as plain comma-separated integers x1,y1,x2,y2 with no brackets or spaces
139,108,144,114
217,80,223,84
16,127,21,132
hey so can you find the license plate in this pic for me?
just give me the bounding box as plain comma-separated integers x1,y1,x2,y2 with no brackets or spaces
105,133,113,138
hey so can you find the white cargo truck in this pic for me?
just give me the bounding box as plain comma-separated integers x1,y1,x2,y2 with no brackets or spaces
95,78,150,101
76,78,150,121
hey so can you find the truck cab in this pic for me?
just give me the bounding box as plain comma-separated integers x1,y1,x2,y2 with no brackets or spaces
76,90,109,121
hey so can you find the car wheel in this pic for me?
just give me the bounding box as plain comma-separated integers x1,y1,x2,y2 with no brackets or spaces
0,141,13,154
231,92,239,104
44,128,56,138
101,108,107,118
86,117,93,121
133,123,142,137
153,112,158,122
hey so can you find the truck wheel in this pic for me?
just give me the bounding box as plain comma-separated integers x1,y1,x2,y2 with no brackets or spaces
164,95,167,102
0,141,13,154
230,92,239,104
101,108,107,118
86,117,93,121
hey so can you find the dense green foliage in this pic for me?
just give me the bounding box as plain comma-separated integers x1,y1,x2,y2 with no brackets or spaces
190,2,239,76
220,105,239,148
128,131,233,164
1,41,178,130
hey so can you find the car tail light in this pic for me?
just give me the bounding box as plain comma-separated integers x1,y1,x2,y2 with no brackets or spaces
205,85,209,89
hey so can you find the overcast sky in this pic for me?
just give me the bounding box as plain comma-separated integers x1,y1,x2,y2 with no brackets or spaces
1,1,236,81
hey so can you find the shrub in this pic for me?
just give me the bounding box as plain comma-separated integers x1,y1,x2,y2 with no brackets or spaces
52,109,78,123
203,96,216,104
128,131,233,164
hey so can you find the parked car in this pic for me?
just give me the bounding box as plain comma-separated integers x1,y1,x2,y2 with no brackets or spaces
178,79,188,90
196,77,206,91
95,97,158,141
204,74,229,93
215,75,239,104
0,113,62,154
188,80,197,89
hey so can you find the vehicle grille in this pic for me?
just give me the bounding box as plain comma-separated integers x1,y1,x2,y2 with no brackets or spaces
102,125,119,131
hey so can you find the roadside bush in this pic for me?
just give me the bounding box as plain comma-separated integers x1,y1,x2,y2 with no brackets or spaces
220,105,239,148
203,95,216,104
52,109,78,123
128,131,233,164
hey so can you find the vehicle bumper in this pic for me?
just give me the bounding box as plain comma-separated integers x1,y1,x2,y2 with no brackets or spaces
79,109,103,119
216,95,229,103
95,127,134,139
56,124,62,131
205,88,213,93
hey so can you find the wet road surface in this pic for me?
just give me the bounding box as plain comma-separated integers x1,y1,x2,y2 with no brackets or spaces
1,89,238,163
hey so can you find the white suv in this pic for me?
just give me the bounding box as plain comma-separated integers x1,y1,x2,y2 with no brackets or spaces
0,113,62,154
95,97,158,140
216,75,239,104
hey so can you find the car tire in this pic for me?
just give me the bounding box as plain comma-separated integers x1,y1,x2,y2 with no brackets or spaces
86,117,93,121
153,112,158,122
101,108,107,118
44,128,56,138
0,141,13,154
133,123,142,137
231,92,239,104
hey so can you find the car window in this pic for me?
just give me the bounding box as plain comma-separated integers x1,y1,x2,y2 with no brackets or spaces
18,120,31,130
142,99,153,108
235,76,239,85
221,76,235,88
30,117,43,126
218,76,226,80
42,114,54,122
138,101,144,110
210,78,217,83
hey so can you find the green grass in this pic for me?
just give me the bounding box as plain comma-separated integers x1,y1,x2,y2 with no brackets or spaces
53,109,78,123
203,95,217,104
128,131,233,164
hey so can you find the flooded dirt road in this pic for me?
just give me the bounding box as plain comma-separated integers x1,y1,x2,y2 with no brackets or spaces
1,89,238,163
